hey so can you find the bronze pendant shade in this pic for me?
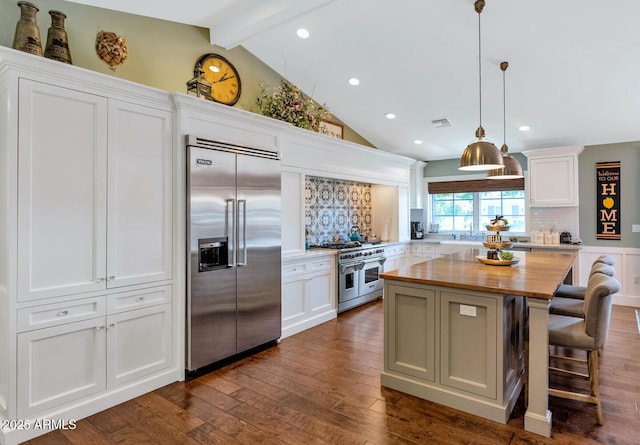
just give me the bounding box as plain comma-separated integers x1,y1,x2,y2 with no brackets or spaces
459,0,503,171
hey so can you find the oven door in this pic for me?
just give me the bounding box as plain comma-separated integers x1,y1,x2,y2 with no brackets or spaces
359,257,386,295
338,262,363,304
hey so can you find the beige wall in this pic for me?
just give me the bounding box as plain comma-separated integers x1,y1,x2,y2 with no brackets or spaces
1,0,372,146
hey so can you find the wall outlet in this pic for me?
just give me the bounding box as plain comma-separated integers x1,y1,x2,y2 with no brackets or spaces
460,304,477,317
633,224,640,233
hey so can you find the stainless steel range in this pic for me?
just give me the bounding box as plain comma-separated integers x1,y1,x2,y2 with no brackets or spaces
334,243,386,313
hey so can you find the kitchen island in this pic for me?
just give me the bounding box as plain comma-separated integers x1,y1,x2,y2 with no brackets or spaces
380,249,575,438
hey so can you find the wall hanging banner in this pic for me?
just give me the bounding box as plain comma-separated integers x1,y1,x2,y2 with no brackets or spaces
596,161,621,240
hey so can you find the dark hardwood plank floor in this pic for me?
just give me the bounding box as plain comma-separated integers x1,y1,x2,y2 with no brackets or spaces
25,300,640,445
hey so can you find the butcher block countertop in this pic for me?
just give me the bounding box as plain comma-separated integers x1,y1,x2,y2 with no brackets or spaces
380,248,576,300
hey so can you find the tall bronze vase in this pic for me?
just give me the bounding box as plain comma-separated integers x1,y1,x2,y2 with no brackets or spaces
12,1,43,56
44,10,72,64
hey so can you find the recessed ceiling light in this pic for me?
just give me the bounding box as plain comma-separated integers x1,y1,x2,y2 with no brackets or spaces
296,28,310,39
519,125,531,131
414,140,423,145
348,78,360,86
385,113,396,119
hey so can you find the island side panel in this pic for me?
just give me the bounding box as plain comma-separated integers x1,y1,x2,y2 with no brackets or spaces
385,283,436,381
382,280,524,424
440,291,497,399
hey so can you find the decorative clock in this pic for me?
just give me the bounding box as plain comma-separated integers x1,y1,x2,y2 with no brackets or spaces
195,53,242,105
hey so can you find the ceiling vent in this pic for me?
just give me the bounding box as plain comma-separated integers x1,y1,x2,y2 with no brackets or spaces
431,118,452,128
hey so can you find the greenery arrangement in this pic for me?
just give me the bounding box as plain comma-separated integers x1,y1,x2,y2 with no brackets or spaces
255,80,330,131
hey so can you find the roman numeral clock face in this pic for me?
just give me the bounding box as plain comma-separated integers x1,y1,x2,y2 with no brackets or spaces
196,53,242,105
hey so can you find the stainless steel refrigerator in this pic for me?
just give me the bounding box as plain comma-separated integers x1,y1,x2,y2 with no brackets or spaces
186,135,281,373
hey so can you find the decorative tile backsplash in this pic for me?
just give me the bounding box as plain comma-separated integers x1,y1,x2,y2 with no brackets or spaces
305,176,372,244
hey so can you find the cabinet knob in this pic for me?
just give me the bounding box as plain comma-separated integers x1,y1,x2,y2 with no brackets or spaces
56,310,68,317
96,277,105,283
108,323,115,329
136,296,144,302
96,325,105,331
107,275,115,281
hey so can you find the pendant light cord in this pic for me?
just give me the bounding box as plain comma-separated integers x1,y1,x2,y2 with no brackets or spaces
478,9,482,128
500,61,509,150
503,65,506,145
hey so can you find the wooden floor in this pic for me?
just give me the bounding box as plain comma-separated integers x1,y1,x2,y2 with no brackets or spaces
25,300,640,445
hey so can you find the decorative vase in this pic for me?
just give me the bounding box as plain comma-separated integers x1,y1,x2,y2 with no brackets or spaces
12,1,44,56
44,10,72,64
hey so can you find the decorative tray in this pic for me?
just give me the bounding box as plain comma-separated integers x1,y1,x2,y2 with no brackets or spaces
476,256,520,266
486,225,510,232
482,241,513,249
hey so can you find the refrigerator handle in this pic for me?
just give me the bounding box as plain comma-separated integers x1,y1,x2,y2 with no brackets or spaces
237,199,247,267
226,199,236,268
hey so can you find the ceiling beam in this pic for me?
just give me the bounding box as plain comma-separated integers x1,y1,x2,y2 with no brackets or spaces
208,0,340,48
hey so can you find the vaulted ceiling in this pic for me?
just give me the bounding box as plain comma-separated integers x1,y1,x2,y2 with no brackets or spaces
66,0,640,161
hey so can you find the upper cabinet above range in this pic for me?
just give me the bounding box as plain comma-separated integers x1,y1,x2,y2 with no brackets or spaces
523,146,584,207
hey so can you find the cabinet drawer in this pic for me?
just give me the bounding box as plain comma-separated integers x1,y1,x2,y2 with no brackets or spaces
422,246,435,255
283,262,306,275
18,296,106,333
386,245,406,256
107,285,172,314
410,245,422,254
309,259,332,272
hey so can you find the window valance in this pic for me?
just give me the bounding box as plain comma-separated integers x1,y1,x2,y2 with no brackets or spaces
427,178,524,194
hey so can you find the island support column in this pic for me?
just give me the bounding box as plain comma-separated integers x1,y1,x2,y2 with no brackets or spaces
524,297,552,437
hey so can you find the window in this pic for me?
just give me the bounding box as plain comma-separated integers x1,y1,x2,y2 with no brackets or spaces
432,192,473,232
432,190,526,233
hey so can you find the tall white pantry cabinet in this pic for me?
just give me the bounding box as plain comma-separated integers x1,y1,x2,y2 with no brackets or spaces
0,48,180,444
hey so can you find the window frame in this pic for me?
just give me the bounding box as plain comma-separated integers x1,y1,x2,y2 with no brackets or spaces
425,174,528,235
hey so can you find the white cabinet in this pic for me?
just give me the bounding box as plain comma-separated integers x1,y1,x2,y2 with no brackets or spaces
409,161,427,209
17,316,107,418
281,167,305,256
0,49,178,444
107,302,173,387
523,146,584,207
17,80,173,302
384,243,409,272
438,242,479,256
106,100,173,288
17,79,108,301
282,255,336,338
16,285,172,418
409,242,438,265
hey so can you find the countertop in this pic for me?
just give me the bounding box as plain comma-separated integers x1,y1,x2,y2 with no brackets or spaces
380,248,576,300
410,238,581,251
282,248,338,261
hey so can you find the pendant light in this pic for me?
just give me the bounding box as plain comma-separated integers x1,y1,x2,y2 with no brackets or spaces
487,61,524,179
458,0,503,171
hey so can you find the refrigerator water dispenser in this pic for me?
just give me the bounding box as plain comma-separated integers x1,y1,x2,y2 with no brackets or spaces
198,237,228,271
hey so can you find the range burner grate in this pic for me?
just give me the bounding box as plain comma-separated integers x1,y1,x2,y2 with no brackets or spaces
312,242,362,249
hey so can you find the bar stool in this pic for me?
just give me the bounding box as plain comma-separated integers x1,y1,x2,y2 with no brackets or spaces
547,274,621,424
554,255,615,300
550,263,615,318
